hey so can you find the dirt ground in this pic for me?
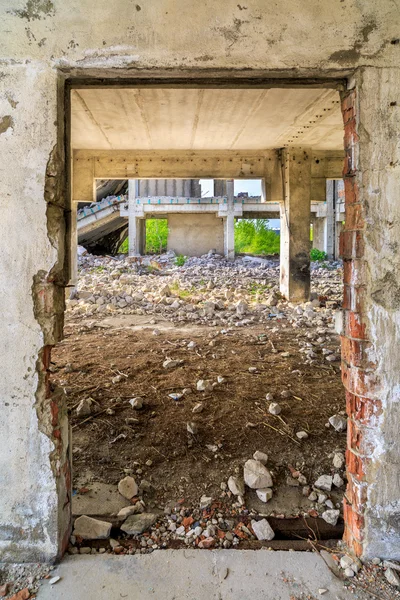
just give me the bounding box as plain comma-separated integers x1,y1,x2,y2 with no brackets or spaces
52,312,346,516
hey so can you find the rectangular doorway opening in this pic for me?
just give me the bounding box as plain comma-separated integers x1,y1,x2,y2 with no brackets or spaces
53,79,349,555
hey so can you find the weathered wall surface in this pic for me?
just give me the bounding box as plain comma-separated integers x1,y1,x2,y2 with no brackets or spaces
167,214,224,257
1,0,400,562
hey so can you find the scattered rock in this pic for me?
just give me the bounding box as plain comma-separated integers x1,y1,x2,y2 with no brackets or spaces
385,567,400,587
333,452,345,469
268,402,281,415
73,515,112,540
314,475,333,492
118,476,139,499
227,476,245,496
76,398,92,417
244,459,273,489
192,402,204,413
296,431,309,440
333,473,344,488
329,414,347,432
253,450,268,464
256,488,273,503
251,518,275,541
196,379,213,393
321,509,340,526
129,397,143,409
120,513,158,535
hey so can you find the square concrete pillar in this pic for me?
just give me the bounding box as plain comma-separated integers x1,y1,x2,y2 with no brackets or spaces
312,216,327,253
279,149,311,302
128,180,145,256
224,179,235,260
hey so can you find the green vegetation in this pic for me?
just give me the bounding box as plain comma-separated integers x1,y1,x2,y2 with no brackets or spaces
310,248,328,262
118,219,169,254
146,219,168,254
175,254,187,267
234,219,280,255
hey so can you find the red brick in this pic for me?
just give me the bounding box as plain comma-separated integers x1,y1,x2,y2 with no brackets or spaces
343,525,364,557
340,230,364,259
343,498,365,542
346,204,365,230
345,473,368,512
347,418,375,457
346,448,368,481
341,336,372,368
344,311,368,340
342,362,379,399
343,259,366,287
346,391,382,424
342,285,366,313
343,118,359,150
343,176,359,205
341,90,357,125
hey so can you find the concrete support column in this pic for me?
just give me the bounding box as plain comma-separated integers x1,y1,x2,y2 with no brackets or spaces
224,179,235,260
326,180,335,259
214,180,227,197
312,216,327,253
279,149,311,302
128,180,145,256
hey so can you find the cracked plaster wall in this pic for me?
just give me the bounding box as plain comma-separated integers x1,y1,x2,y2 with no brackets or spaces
0,0,399,561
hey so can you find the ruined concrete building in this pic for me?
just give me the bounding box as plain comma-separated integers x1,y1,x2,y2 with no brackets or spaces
1,0,400,568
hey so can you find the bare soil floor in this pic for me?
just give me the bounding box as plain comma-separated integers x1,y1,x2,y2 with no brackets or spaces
52,313,346,517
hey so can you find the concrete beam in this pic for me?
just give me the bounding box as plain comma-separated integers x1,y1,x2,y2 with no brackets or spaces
72,150,281,202
280,148,312,302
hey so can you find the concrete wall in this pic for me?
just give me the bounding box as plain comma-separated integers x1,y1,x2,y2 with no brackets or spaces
1,0,400,562
167,214,224,257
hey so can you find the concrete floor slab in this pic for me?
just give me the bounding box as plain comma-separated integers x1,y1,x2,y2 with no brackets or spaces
37,550,352,600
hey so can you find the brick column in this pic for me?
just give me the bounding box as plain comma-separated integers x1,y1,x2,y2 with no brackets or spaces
340,68,400,559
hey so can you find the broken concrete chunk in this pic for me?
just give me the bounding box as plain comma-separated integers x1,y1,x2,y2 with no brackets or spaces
253,450,268,464
251,518,275,541
76,398,93,417
120,513,158,535
118,476,138,499
244,459,273,489
163,358,180,369
256,488,273,503
333,473,344,488
314,475,333,492
117,503,144,519
227,476,245,496
73,515,112,540
333,452,345,469
329,414,347,432
385,567,400,587
129,397,143,409
196,379,213,392
321,509,340,526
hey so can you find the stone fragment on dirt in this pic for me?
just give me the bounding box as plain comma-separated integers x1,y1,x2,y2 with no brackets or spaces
117,503,144,519
314,475,333,491
76,397,93,417
192,402,204,413
244,459,273,489
227,476,245,496
253,450,268,464
321,509,340,526
333,452,345,469
118,476,139,499
329,414,347,432
163,358,180,369
296,431,309,439
256,488,273,503
73,515,112,539
196,379,213,392
268,402,281,415
385,567,400,587
251,518,275,541
120,513,158,535
129,397,143,409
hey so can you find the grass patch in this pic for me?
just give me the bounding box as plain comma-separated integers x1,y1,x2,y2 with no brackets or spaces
235,219,280,255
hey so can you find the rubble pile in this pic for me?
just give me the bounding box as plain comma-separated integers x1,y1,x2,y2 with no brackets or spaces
68,249,342,335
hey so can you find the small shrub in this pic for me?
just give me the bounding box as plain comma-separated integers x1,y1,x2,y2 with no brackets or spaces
234,219,280,255
175,254,187,266
310,248,328,262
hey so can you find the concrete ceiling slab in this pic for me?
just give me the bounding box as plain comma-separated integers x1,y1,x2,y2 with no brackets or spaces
71,87,343,151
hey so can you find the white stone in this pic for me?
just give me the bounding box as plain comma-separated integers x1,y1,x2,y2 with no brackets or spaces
253,450,268,464
322,509,340,526
296,431,309,440
118,476,139,499
344,568,355,578
228,476,245,496
329,414,347,432
385,567,400,587
256,488,273,503
333,473,344,488
129,397,143,409
244,459,273,489
196,379,213,392
200,495,212,508
73,516,112,540
192,402,204,413
251,519,275,541
117,504,143,519
333,452,345,469
76,398,92,417
268,402,281,415
314,475,333,491
163,358,180,369
49,576,61,585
